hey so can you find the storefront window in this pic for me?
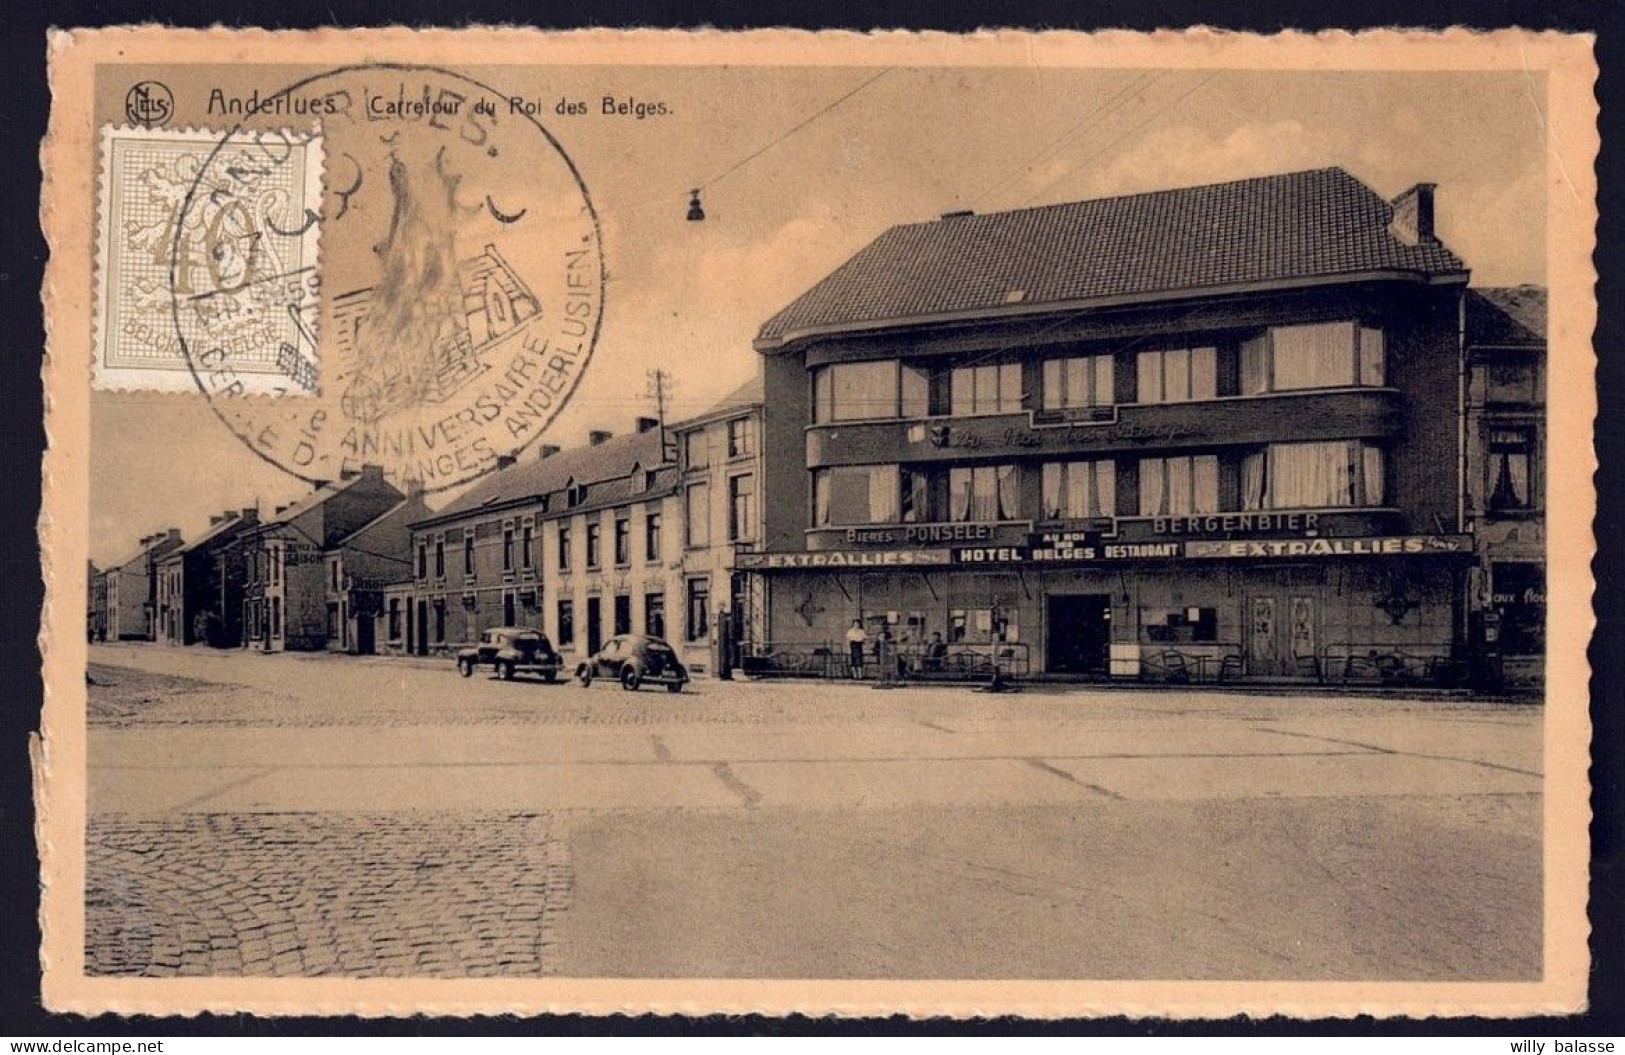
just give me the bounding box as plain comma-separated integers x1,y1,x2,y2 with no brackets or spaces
1488,427,1535,510
950,362,1023,416
1041,459,1116,519
1141,607,1218,643
1043,355,1114,409
1136,347,1216,403
1241,441,1385,509
815,465,900,525
1492,562,1544,654
949,464,1020,521
1240,321,1385,394
1138,455,1219,516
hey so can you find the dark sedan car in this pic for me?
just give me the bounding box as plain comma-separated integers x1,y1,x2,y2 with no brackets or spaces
575,634,689,692
457,627,563,682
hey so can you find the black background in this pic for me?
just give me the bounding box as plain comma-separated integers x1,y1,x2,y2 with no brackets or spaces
0,0,1618,1038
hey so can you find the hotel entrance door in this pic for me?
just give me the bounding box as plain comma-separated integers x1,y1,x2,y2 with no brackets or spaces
1247,593,1318,677
1047,594,1112,675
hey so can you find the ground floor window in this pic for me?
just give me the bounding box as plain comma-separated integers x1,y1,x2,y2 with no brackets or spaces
1492,562,1545,654
614,594,632,636
687,577,711,642
557,599,575,647
645,592,666,638
387,599,401,641
1140,606,1219,643
434,601,445,643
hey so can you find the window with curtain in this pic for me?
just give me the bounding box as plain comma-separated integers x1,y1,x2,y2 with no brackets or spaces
949,464,1021,521
1041,460,1116,518
900,466,933,523
950,362,1023,416
1138,455,1219,516
1136,346,1217,403
1042,355,1115,409
813,360,901,422
814,465,901,525
1487,428,1534,510
1240,441,1385,509
1241,322,1385,394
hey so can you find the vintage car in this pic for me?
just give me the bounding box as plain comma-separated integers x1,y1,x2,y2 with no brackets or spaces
457,627,563,682
575,634,690,692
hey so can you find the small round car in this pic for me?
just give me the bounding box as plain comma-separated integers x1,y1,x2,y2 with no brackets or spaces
457,627,563,682
574,634,690,693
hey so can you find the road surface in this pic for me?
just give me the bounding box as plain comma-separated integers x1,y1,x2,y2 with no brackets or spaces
82,643,1543,980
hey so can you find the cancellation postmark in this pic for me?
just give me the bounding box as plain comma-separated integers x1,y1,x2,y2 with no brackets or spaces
143,64,605,493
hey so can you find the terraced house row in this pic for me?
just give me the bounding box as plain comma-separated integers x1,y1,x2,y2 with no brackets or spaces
90,166,1544,691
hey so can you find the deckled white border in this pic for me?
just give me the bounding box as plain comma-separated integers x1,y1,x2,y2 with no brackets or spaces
40,24,1598,1020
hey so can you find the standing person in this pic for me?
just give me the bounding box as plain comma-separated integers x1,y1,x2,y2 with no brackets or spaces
844,618,868,679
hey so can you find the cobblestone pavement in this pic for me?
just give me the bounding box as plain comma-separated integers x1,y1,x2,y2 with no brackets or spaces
87,812,571,977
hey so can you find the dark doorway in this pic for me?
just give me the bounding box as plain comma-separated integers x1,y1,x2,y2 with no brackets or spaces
586,596,603,654
503,591,516,627
415,600,428,655
356,612,375,655
613,594,632,636
1047,594,1112,675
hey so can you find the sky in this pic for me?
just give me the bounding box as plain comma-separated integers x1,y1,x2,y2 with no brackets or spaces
88,66,1549,566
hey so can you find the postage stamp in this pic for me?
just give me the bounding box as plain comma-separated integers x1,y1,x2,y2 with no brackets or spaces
93,125,325,394
38,26,1597,1021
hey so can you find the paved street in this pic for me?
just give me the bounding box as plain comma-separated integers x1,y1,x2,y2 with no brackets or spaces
84,643,1543,980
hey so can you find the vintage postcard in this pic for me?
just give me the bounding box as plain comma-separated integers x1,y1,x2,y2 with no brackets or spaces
38,27,1596,1018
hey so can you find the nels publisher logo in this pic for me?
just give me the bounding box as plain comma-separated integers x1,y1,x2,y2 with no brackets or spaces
124,81,174,127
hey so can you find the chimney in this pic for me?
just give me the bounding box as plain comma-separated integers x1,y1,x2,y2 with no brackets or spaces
1388,183,1437,246
165,528,182,543
310,479,331,491
635,416,660,434
401,477,425,499
940,209,974,220
495,453,518,471
209,515,226,527
275,505,289,515
588,429,613,447
360,463,384,480
340,467,360,481
538,444,562,460
240,507,258,522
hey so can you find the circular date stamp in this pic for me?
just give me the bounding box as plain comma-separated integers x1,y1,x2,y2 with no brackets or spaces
168,63,605,494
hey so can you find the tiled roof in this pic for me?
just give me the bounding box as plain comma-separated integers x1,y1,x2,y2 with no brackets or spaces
176,512,253,555
678,373,765,429
426,427,670,524
1467,286,1546,345
332,497,430,549
756,167,1468,348
260,474,370,528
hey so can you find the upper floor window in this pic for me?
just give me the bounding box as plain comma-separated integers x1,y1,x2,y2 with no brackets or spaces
614,517,631,565
1241,322,1384,394
1042,459,1116,519
950,362,1022,416
686,482,711,548
434,540,445,579
416,543,427,579
815,465,899,526
463,534,475,576
684,431,709,470
585,522,602,568
812,361,929,422
645,511,663,562
1139,455,1220,516
1137,346,1217,404
502,528,514,571
520,524,533,568
727,416,757,458
1488,427,1535,510
330,559,341,591
949,464,1021,522
1043,355,1114,410
557,525,572,572
1241,440,1385,510
729,474,757,541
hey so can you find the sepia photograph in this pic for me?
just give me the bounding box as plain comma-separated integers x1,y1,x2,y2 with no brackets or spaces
36,27,1597,1019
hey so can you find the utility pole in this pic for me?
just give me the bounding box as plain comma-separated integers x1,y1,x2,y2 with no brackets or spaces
647,369,677,463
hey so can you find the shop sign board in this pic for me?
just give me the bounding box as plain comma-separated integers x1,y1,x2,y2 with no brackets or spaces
1183,535,1472,559
735,549,952,570
955,540,1182,564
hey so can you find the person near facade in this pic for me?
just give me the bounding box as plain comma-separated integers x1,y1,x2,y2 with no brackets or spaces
844,619,867,679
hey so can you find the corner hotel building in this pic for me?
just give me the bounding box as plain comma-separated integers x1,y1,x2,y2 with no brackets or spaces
746,168,1479,681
